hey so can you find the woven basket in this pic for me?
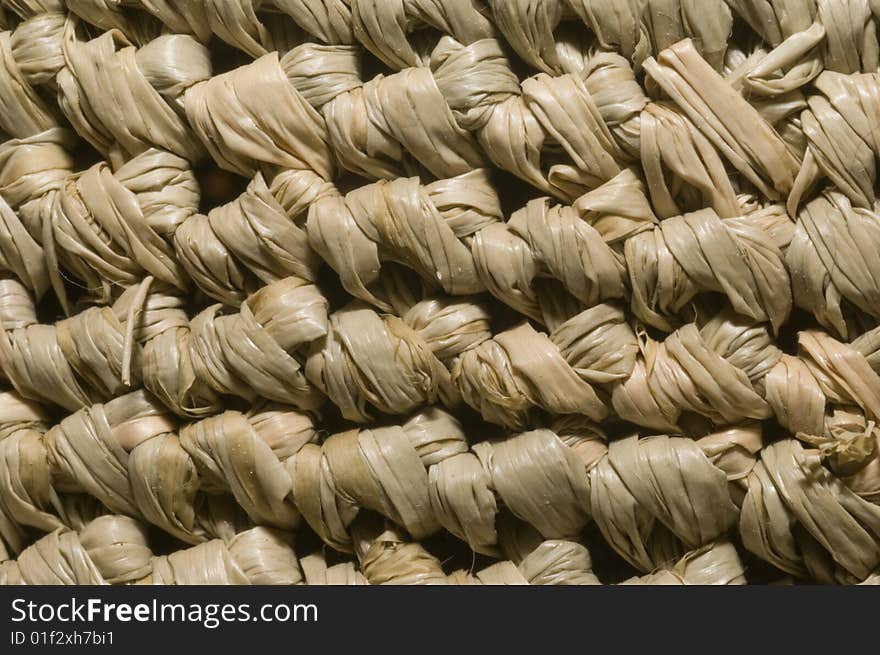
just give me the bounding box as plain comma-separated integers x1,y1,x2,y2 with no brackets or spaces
1,0,879,586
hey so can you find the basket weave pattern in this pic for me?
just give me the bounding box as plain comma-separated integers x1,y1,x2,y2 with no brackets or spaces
0,0,879,585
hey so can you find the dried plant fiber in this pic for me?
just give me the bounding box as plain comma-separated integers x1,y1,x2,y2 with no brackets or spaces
1,0,880,586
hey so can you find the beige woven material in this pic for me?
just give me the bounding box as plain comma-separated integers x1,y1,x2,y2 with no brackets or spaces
1,0,879,586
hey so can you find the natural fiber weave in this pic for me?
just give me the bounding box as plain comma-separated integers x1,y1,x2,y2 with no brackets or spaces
1,0,880,585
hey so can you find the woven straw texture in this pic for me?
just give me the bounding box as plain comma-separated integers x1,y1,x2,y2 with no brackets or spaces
1,0,880,586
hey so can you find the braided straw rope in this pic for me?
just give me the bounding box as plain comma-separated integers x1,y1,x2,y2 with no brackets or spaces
1,0,880,586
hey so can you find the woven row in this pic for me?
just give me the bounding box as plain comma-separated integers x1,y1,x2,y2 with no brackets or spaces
2,0,880,584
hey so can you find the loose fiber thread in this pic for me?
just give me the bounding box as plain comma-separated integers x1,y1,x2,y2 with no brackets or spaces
0,0,879,585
